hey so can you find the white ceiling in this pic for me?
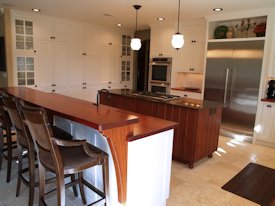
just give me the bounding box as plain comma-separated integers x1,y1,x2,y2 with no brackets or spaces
1,0,275,30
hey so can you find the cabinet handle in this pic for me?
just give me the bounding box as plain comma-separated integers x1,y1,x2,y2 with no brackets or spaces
53,36,56,40
52,90,55,92
159,54,163,56
83,87,86,89
267,105,272,108
34,85,37,88
184,95,188,97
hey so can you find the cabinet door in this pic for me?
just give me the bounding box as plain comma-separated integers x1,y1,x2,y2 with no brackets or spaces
191,43,206,73
182,24,206,45
83,55,100,84
35,41,53,87
179,45,193,72
66,24,83,56
51,22,66,42
52,42,68,85
35,19,53,41
108,46,121,84
150,27,163,57
179,44,205,73
84,24,100,56
257,103,275,143
66,55,84,85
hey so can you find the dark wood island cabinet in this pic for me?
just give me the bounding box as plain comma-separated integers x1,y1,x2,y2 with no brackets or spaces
100,89,222,168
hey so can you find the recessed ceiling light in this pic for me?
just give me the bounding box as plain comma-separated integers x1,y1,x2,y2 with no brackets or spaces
116,23,122,27
157,17,165,21
32,8,40,12
213,8,223,12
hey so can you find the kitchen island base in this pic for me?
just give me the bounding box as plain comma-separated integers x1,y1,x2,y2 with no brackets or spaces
55,116,174,206
100,89,222,168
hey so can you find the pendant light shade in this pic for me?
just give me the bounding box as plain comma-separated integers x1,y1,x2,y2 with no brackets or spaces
171,0,184,50
131,5,142,51
172,32,184,49
130,38,142,50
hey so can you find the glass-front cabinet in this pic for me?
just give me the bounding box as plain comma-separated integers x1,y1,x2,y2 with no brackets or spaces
13,17,35,87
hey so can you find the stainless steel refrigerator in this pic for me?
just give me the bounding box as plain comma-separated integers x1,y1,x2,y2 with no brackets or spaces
204,41,264,141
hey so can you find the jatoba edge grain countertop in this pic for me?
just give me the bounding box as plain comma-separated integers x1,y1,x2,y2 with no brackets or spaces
171,87,202,93
261,98,275,103
2,87,177,141
107,89,221,110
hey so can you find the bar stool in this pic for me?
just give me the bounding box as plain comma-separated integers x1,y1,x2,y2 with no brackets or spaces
19,103,108,206
3,98,78,206
0,95,17,183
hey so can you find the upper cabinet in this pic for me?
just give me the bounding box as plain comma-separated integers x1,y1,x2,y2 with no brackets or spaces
150,25,174,57
12,17,35,86
182,24,207,45
35,20,66,42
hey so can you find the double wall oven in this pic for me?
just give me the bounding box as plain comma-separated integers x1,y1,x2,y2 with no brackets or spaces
148,57,172,93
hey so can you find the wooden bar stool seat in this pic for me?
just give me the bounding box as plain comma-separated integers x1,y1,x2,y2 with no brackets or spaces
19,103,108,206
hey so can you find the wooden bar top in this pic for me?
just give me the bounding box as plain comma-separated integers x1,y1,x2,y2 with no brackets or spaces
2,87,177,141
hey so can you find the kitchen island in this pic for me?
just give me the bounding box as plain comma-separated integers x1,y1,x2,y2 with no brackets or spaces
1,87,177,206
100,89,222,168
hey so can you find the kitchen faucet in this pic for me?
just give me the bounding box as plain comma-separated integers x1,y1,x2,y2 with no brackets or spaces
96,89,110,106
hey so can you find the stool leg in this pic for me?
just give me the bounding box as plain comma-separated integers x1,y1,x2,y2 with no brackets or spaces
78,172,86,205
6,129,13,182
70,174,78,197
102,156,109,206
38,163,46,206
16,147,23,197
56,171,65,206
0,127,3,171
28,148,35,206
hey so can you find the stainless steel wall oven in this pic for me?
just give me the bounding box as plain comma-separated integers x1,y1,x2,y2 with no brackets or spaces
148,57,172,93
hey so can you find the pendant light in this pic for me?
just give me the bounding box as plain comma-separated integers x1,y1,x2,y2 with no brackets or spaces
130,5,142,51
171,0,184,50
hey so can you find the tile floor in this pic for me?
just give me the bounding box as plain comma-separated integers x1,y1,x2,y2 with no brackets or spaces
1,136,275,206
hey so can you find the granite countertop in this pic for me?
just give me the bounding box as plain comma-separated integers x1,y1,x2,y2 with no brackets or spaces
106,89,221,110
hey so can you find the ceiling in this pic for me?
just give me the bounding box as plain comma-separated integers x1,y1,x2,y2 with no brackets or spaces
1,0,275,30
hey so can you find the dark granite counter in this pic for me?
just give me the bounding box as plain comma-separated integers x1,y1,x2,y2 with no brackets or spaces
106,89,221,110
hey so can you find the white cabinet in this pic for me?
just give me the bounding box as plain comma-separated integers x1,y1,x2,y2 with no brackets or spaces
12,17,35,86
35,40,67,88
150,26,174,57
171,24,206,74
177,43,206,73
170,89,202,99
255,102,275,143
35,20,66,42
182,24,207,45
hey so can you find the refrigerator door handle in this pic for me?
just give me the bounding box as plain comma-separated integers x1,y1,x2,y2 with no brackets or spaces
223,68,230,107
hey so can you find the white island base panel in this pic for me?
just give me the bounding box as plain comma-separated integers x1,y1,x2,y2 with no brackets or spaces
54,116,174,206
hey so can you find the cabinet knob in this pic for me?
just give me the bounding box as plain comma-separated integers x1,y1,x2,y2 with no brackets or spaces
52,90,55,92
184,95,188,97
34,50,37,53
